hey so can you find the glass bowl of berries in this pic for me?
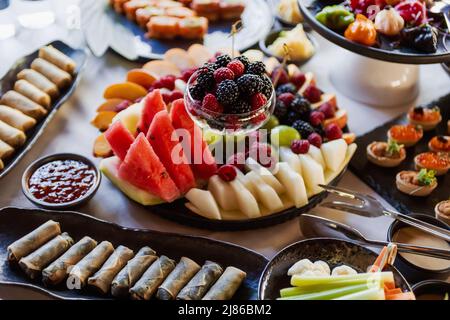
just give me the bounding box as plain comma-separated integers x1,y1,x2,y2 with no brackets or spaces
184,55,276,135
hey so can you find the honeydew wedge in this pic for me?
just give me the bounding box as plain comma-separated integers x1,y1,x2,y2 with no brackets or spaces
321,139,347,172
230,179,261,218
208,175,239,211
325,143,357,184
239,173,258,198
299,154,325,195
307,145,326,169
243,49,264,62
112,101,143,134
245,158,285,195
245,171,283,212
279,147,302,175
275,163,308,208
185,189,221,220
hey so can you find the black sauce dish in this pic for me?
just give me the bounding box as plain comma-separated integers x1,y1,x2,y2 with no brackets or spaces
21,153,101,210
388,214,450,284
412,280,450,300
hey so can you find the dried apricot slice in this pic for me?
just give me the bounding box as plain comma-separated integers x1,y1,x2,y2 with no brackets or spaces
97,98,127,112
91,111,117,131
103,82,147,101
126,69,157,89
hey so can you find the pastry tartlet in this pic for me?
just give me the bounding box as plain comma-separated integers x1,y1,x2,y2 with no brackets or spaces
388,124,423,147
414,152,450,176
435,200,450,225
428,135,450,153
366,140,406,167
407,106,442,131
396,169,437,197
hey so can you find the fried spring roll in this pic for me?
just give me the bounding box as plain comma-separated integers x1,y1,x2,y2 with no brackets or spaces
0,90,47,119
87,245,134,295
130,255,176,300
202,266,246,300
14,80,51,109
68,241,114,288
39,46,76,74
111,246,157,297
157,257,200,300
42,236,97,286
0,120,26,148
0,139,14,160
31,58,72,89
0,105,36,131
19,233,74,279
17,69,59,99
176,260,223,300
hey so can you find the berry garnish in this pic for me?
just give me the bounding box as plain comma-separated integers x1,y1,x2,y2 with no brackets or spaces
235,55,251,69
276,83,297,95
236,74,262,95
303,85,323,103
274,100,288,119
325,123,343,140
250,93,268,111
277,92,295,106
226,152,246,171
196,68,215,91
271,67,289,85
180,68,197,82
168,90,183,102
291,72,306,88
247,61,266,76
307,132,323,148
216,80,239,106
260,76,273,98
162,91,172,104
214,54,232,68
213,67,234,83
189,83,205,101
309,111,325,126
291,139,310,154
217,165,237,182
318,102,335,119
251,112,268,125
228,99,251,114
292,120,315,138
153,75,176,90
202,93,223,113
227,60,245,77
291,96,311,120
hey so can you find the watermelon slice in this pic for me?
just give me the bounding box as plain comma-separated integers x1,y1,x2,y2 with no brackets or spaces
104,121,135,161
170,99,217,180
147,110,196,194
137,89,167,135
118,133,180,202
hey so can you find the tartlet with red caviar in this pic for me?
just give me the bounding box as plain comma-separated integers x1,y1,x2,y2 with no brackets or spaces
414,152,450,176
407,106,442,131
388,124,423,147
428,136,450,153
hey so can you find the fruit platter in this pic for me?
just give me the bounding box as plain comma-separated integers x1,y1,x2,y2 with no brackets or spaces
90,44,357,230
299,0,450,63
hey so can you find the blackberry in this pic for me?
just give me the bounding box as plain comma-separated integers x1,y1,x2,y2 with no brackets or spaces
203,62,218,71
314,125,325,138
228,99,251,114
235,55,250,69
247,61,266,76
236,74,262,96
216,80,239,106
215,54,232,68
283,111,299,126
290,96,311,120
273,100,288,119
189,83,205,101
292,120,315,139
276,83,297,95
260,76,273,98
196,68,215,91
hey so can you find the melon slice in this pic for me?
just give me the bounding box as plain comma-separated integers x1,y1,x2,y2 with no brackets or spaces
187,44,213,67
185,189,221,220
275,162,308,208
208,175,238,211
324,143,357,183
307,145,326,169
237,172,258,199
113,101,143,134
147,110,196,194
245,171,283,212
138,90,167,135
242,49,264,62
143,60,181,77
299,154,325,195
245,157,285,195
279,147,302,174
118,133,180,202
100,156,164,205
229,179,261,218
321,139,347,172
104,121,135,161
164,48,196,71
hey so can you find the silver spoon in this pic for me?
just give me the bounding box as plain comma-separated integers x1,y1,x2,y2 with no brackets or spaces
299,214,450,260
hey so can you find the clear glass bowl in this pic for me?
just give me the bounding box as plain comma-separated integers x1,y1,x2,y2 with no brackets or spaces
184,71,275,136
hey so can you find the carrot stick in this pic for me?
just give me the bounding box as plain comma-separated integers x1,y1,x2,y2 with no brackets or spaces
385,288,402,295
384,282,395,290
370,246,388,273
386,292,416,300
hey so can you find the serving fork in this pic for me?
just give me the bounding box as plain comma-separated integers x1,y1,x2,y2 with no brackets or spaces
318,184,450,242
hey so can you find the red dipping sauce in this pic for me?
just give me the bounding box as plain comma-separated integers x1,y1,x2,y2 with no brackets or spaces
28,159,97,204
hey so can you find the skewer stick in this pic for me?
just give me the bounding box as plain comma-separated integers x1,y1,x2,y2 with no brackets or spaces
229,20,243,59
273,43,291,87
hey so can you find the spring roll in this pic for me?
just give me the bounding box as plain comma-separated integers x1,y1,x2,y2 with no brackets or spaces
31,58,72,89
19,232,74,279
14,80,51,109
39,46,76,74
42,236,97,286
111,246,157,298
87,245,134,294
157,257,201,300
177,260,223,300
1,90,47,119
130,255,176,300
8,220,61,263
0,120,26,148
68,241,114,288
0,105,36,131
0,139,14,160
0,159,3,170
17,69,59,99
202,267,246,300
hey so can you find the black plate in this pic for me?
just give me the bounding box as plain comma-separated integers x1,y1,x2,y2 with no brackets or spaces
350,93,450,215
299,0,450,64
0,207,267,300
258,238,412,299
0,40,88,179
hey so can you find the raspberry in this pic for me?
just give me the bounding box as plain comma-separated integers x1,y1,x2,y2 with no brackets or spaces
169,90,184,102
291,139,310,154
308,132,323,148
202,93,223,113
227,60,245,77
216,80,239,106
180,68,197,82
325,123,343,140
309,111,325,126
225,115,241,130
251,112,267,125
271,67,289,85
291,72,306,88
236,74,262,96
318,102,336,119
214,67,234,83
162,92,172,104
303,85,323,103
247,61,266,76
217,164,237,182
154,75,176,90
250,93,267,111
278,92,295,106
226,152,246,171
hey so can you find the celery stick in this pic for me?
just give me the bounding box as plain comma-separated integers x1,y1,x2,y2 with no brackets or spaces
278,283,373,300
280,282,366,298
334,288,385,300
291,271,393,287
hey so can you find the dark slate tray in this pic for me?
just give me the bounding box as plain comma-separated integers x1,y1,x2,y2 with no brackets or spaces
0,207,268,300
350,93,450,215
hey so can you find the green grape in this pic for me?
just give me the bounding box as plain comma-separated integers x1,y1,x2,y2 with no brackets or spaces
270,125,301,147
262,115,280,130
203,130,222,145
